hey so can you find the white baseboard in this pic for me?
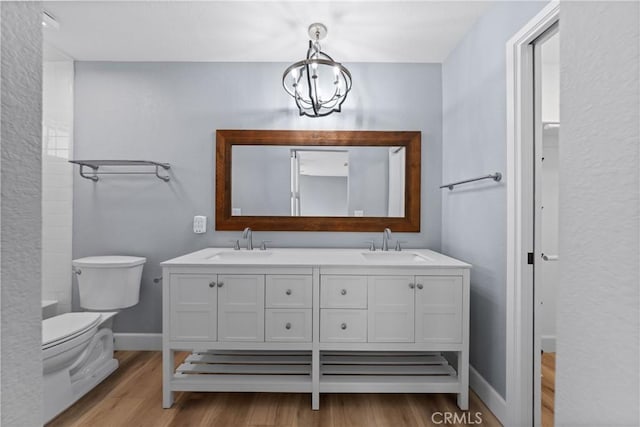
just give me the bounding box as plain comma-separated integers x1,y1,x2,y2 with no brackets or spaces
469,365,507,425
114,333,162,351
541,335,556,353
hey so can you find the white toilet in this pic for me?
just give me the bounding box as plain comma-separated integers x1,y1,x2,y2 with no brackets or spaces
42,255,146,423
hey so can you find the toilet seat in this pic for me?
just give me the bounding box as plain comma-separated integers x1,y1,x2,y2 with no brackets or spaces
43,313,102,350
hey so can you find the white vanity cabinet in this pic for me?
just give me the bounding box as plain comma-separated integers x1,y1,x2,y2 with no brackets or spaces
320,275,463,344
168,272,310,343
161,248,470,412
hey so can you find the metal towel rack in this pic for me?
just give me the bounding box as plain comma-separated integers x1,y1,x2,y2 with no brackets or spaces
440,172,502,190
69,160,171,182
542,253,558,261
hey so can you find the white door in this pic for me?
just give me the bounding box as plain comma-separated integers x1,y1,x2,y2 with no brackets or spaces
533,25,560,427
217,274,265,342
414,276,463,343
169,274,218,341
367,276,414,342
387,147,405,217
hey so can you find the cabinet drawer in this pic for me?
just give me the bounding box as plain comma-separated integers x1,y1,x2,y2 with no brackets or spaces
265,309,312,342
321,275,367,308
266,275,312,309
320,309,367,342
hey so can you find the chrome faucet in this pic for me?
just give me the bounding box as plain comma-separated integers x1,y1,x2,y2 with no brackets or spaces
242,227,253,250
382,228,392,251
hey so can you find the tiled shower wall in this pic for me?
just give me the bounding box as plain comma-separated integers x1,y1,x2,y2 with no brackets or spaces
42,60,74,313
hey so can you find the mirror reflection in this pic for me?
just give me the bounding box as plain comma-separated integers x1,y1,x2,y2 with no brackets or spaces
231,145,405,217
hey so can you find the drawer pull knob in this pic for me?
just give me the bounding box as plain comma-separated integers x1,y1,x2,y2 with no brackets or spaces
209,281,216,288
341,289,347,295
409,283,415,289
286,289,292,295
341,323,347,330
218,282,224,287
285,322,292,330
416,283,423,290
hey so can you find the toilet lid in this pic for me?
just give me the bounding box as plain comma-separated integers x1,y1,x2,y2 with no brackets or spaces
72,256,146,268
42,313,102,349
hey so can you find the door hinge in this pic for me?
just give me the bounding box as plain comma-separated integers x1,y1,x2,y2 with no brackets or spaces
527,252,534,265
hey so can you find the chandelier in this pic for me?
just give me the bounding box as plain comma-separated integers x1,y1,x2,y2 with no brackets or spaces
283,23,352,118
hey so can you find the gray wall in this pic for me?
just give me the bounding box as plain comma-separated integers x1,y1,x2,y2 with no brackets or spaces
441,2,547,398
347,147,389,216
231,146,291,216
556,2,639,424
299,175,348,216
0,2,43,425
73,62,442,333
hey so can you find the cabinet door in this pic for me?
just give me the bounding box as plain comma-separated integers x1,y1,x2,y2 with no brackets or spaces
217,274,265,342
415,276,463,343
367,276,415,342
169,274,217,341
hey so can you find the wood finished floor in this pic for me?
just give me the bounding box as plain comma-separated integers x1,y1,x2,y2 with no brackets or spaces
541,352,556,427
47,351,504,427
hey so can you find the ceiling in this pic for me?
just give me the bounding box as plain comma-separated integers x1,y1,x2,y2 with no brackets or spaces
43,1,494,63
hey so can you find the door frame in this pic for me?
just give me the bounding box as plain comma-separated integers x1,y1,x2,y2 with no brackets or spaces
505,2,559,426
532,24,560,427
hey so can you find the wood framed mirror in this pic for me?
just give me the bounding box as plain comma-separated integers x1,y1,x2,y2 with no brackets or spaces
215,130,421,232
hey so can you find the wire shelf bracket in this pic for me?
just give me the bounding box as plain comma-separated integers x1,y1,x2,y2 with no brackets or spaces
69,160,171,182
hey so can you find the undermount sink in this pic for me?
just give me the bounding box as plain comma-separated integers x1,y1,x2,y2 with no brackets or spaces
207,251,274,260
360,251,431,263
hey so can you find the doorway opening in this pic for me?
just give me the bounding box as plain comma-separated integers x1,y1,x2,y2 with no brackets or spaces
532,26,559,427
505,2,559,426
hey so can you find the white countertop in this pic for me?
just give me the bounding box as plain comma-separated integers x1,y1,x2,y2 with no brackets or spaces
161,247,471,268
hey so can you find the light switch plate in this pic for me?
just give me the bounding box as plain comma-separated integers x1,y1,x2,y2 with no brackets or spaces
193,216,207,234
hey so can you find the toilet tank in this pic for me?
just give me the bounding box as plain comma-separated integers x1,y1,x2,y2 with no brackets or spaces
72,256,146,310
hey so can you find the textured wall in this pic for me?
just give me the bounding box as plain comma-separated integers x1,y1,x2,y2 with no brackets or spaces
441,1,547,398
0,2,43,425
73,62,442,333
556,2,639,425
